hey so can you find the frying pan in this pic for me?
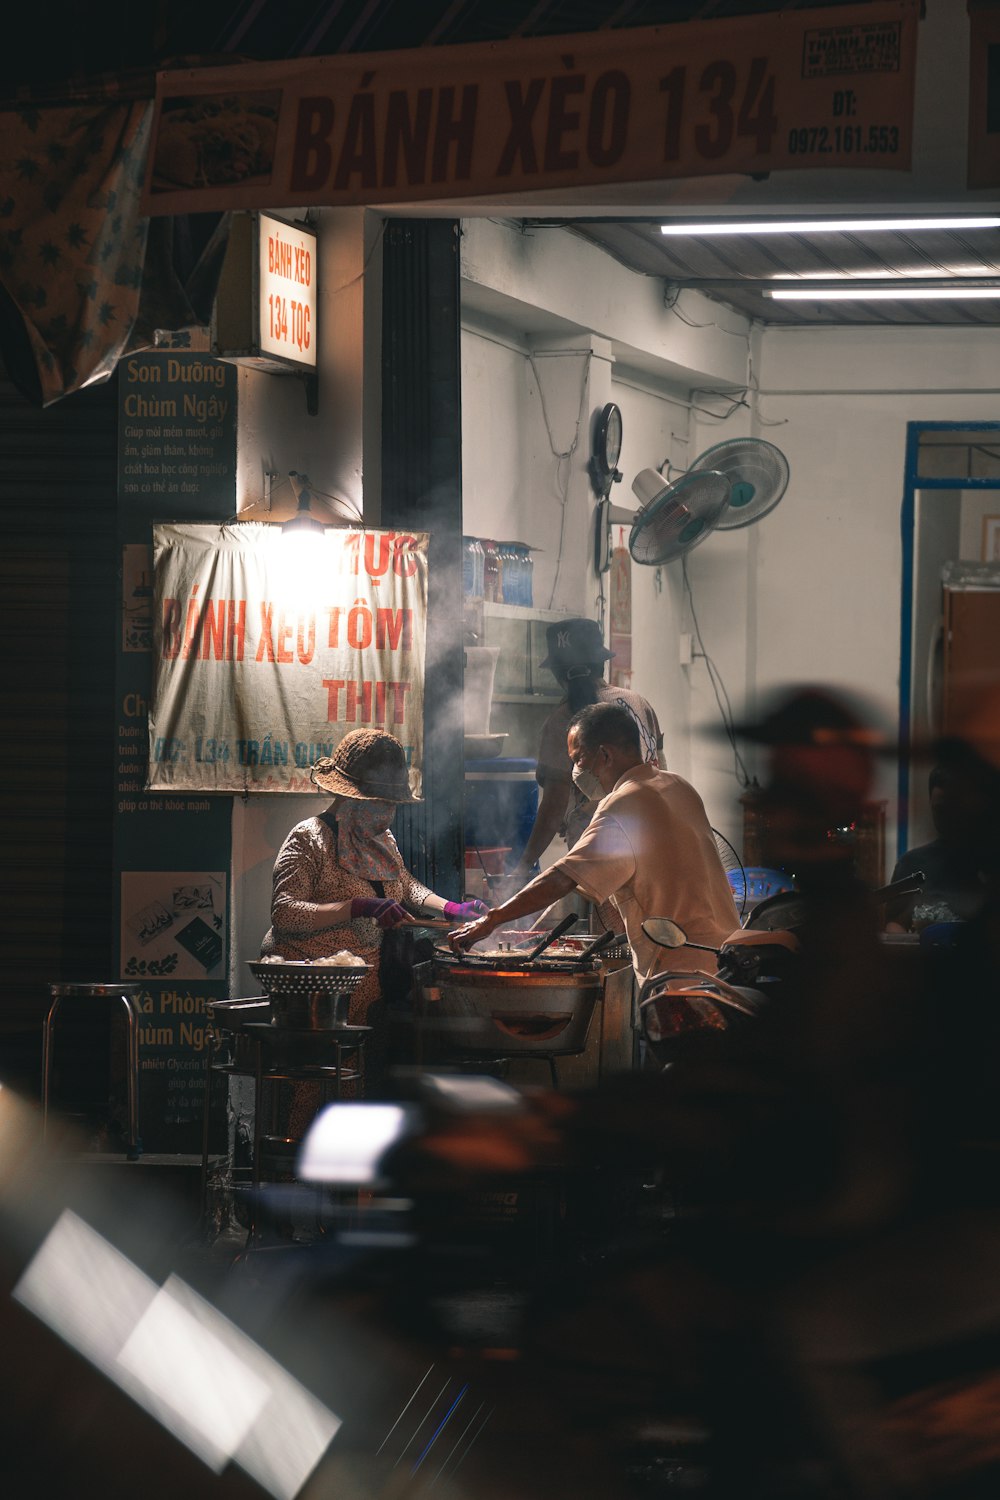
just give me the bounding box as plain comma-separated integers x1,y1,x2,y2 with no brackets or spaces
436,917,623,972
436,913,580,970
525,912,580,959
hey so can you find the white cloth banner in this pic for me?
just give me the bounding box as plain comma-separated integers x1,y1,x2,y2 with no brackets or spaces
149,523,428,793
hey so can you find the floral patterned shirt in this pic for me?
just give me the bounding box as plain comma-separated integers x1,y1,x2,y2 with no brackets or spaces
261,815,435,961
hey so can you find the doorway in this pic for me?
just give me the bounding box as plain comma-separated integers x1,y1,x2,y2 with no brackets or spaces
899,422,1000,855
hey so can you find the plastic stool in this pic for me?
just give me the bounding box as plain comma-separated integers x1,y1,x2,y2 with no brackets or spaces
42,982,143,1159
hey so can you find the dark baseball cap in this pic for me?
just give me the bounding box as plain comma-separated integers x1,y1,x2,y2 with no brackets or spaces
539,617,614,672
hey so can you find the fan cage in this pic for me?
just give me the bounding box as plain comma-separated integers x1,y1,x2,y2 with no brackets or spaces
713,828,748,920
628,469,731,566
691,439,789,532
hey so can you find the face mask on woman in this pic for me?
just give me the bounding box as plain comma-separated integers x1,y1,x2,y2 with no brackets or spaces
331,798,399,881
352,800,395,836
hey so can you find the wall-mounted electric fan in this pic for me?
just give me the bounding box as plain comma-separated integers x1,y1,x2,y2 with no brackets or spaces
689,438,789,531
627,467,732,566
594,434,790,573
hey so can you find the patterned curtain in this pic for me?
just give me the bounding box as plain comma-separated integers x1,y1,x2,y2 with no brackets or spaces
0,100,153,405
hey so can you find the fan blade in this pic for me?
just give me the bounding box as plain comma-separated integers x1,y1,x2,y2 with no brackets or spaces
690,438,789,531
628,468,731,566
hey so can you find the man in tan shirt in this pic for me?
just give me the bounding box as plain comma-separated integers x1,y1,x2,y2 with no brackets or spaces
454,702,737,982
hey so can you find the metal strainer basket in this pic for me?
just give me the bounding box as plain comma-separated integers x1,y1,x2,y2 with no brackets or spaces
247,960,372,1029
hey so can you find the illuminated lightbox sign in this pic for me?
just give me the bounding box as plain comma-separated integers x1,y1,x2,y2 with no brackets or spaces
212,211,317,373
258,213,315,366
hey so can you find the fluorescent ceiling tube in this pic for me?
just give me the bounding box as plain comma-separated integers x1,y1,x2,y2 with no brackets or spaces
767,285,1000,301
661,216,1000,236
770,265,996,280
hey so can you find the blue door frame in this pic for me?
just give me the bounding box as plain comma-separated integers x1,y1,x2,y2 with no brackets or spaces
898,420,1000,857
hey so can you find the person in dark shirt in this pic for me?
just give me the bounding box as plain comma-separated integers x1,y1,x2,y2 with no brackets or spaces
506,617,662,883
886,764,989,930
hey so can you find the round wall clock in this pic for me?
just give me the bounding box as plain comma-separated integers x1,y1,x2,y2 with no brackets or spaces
595,402,623,476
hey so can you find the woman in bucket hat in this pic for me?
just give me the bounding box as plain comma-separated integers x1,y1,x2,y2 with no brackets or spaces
261,728,485,1095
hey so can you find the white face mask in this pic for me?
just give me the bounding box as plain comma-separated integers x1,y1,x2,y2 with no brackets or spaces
572,763,604,801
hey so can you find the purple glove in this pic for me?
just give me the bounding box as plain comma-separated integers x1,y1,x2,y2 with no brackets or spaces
444,899,489,919
350,897,412,928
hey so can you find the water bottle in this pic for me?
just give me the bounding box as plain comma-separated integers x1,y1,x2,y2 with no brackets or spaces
463,536,482,598
483,540,501,603
500,542,519,604
519,544,533,607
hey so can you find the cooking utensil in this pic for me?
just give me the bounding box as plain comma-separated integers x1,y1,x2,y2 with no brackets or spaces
871,871,925,904
525,913,579,962
433,918,588,973
572,929,622,966
431,949,588,974
415,962,602,1055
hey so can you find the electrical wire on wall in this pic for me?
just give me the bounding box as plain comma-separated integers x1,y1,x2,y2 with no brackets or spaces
229,475,362,525
681,554,752,790
664,286,787,431
326,217,387,295
309,482,363,521
526,348,593,609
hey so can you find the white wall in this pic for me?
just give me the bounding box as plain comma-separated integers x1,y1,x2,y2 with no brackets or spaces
235,206,375,523
459,217,755,848
461,317,607,615
609,368,694,782
734,326,1000,867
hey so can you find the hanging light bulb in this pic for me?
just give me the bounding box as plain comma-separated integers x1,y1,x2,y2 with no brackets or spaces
281,472,325,534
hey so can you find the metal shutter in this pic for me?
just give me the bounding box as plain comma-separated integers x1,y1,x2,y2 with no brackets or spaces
0,360,117,1035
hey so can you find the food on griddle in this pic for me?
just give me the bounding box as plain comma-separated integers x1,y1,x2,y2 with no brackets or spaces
257,953,367,967
474,942,582,960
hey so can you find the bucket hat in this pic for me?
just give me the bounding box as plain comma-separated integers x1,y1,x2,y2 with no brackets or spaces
539,617,614,673
310,728,418,802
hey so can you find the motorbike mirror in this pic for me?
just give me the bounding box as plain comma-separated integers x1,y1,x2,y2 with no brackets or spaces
642,917,687,949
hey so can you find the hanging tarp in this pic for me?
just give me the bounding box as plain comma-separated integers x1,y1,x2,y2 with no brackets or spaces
144,1,919,215
0,101,152,404
149,523,428,794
